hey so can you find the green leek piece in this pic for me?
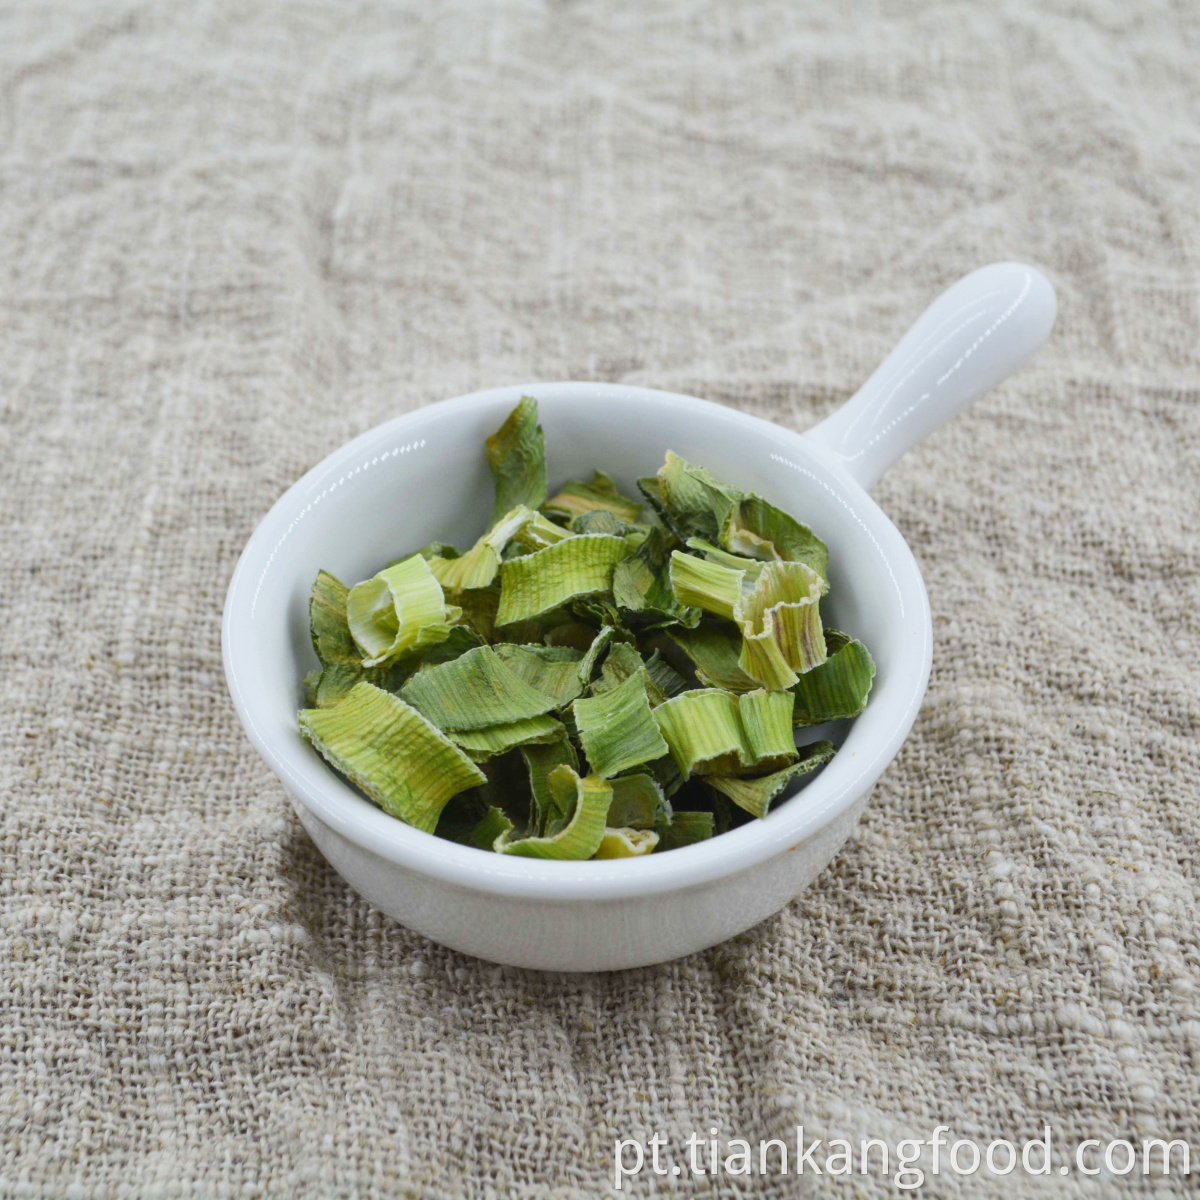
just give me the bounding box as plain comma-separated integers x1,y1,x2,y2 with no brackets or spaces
737,689,798,770
451,713,566,761
493,643,585,707
544,470,643,524
721,495,828,579
418,625,487,667
522,736,580,831
642,650,688,702
668,552,746,621
400,645,559,730
737,561,828,689
607,772,669,828
591,641,644,694
577,625,616,687
346,555,459,668
495,766,611,859
613,526,701,627
703,740,836,818
570,509,634,536
572,669,670,778
496,535,631,626
595,828,660,858
307,570,408,706
429,505,572,596
455,584,500,641
298,682,485,832
791,630,877,725
657,452,743,542
655,809,715,851
486,396,546,526
469,806,514,850
667,620,759,693
652,688,796,777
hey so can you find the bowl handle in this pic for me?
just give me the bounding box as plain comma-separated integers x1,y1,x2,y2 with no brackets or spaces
803,262,1056,490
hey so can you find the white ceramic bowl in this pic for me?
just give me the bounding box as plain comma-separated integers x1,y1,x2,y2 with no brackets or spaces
223,263,1055,971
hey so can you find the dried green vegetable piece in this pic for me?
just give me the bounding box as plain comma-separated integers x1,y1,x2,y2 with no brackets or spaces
400,645,559,731
496,535,631,626
657,452,743,542
486,396,546,526
655,809,715,851
591,641,645,695
521,736,580,831
737,561,828,689
451,713,565,761
493,643,584,707
418,625,487,668
570,509,634,536
573,669,670,778
737,689,798,770
429,505,572,596
613,526,701,627
346,555,459,668
607,772,669,829
685,537,766,580
791,630,877,725
544,470,643,524
667,620,759,693
703,740,836,819
596,828,660,858
668,551,746,621
652,688,797,778
642,650,689,702
455,584,500,641
577,625,616,687
721,495,828,580
469,806,514,850
495,766,611,859
306,570,410,706
298,682,485,832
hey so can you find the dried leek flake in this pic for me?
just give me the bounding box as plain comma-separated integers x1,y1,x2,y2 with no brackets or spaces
495,766,611,859
607,773,669,829
493,643,584,707
703,740,836,819
721,495,828,580
486,395,546,525
495,534,631,626
450,713,566,762
668,552,746,621
667,620,759,693
307,570,407,706
298,682,485,832
791,630,876,725
595,828,660,858
736,561,828,690
652,688,795,777
400,645,559,730
655,809,715,851
572,669,670,778
346,555,459,668
522,735,580,830
544,470,643,524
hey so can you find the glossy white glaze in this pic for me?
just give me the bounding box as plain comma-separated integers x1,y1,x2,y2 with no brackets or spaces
223,263,1055,971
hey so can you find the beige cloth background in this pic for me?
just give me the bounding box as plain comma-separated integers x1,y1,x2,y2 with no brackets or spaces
3,2,1199,1196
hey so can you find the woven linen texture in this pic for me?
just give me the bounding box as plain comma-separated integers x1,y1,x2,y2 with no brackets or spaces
2,2,1198,1196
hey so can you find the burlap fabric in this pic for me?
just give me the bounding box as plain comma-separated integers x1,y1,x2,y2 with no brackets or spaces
3,2,1198,1196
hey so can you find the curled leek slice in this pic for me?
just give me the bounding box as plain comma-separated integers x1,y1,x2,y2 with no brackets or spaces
666,620,759,693
298,682,485,832
721,495,828,580
607,772,669,829
496,534,631,626
469,806,514,850
652,687,796,777
400,645,559,730
494,766,611,859
486,395,546,526
429,505,573,596
736,560,828,690
656,451,743,542
703,740,836,819
346,555,458,668
572,669,670,778
791,630,877,725
613,526,700,627
668,552,746,621
544,470,643,524
595,828,660,858
521,735,580,831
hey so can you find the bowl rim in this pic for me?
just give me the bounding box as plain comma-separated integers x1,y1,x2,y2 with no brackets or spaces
222,382,931,901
